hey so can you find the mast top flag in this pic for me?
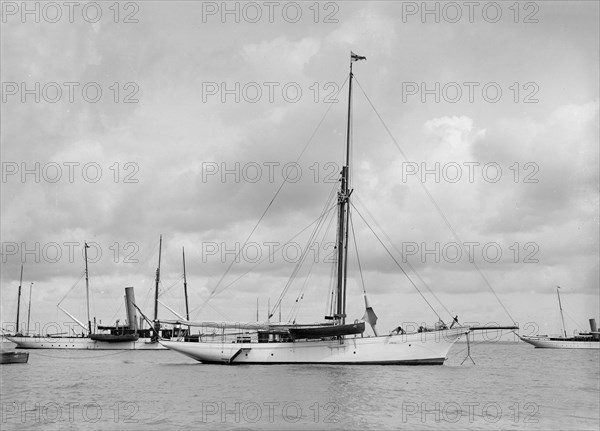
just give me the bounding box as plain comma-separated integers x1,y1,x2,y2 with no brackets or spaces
351,51,366,62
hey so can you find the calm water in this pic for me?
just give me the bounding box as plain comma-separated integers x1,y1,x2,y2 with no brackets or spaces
1,341,599,430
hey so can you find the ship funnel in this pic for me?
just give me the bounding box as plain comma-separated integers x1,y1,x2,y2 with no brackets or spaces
124,287,138,331
589,319,599,340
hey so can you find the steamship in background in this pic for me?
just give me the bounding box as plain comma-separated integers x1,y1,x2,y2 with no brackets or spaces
5,236,189,350
520,287,600,349
5,286,176,350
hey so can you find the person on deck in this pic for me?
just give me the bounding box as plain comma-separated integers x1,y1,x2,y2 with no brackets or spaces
392,325,405,335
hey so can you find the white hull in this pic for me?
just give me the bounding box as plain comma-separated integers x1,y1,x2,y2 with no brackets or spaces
6,335,167,350
161,326,468,365
520,336,600,349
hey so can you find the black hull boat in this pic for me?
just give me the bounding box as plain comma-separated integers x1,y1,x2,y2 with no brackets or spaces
1,351,29,364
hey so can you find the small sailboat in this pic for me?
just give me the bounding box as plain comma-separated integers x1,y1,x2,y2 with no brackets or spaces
1,266,30,364
6,237,173,350
520,287,600,349
160,53,516,364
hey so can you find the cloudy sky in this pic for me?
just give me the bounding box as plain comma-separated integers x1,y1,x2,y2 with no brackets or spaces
1,1,598,337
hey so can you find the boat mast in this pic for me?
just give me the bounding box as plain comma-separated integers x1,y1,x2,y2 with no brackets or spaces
84,242,91,334
16,265,23,334
15,265,23,334
182,246,190,334
182,247,189,321
557,286,567,337
152,235,162,340
154,235,162,322
26,282,33,335
335,56,356,326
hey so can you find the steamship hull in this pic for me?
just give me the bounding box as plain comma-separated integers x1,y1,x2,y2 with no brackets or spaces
5,335,167,350
519,336,600,349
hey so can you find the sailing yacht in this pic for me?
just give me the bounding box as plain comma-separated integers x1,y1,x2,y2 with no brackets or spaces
5,237,177,350
520,287,600,349
160,53,490,364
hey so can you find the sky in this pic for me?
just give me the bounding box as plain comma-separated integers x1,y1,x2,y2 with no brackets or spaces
1,1,598,338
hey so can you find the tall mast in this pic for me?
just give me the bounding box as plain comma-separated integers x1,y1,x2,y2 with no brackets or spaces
26,282,33,335
335,53,364,325
151,235,163,341
16,265,23,333
154,235,162,322
182,247,190,322
84,242,91,334
557,286,567,337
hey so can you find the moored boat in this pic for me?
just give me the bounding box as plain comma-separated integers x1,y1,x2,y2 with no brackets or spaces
5,237,179,350
0,351,29,364
160,53,515,365
161,326,467,365
520,287,600,349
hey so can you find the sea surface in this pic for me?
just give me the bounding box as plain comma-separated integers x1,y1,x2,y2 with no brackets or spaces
1,340,599,430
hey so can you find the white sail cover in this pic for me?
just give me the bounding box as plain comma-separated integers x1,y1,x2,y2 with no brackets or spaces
159,319,337,330
362,294,379,336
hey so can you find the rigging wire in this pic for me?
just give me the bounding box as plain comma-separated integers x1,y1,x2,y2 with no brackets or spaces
353,193,454,320
187,188,339,320
563,309,584,332
57,272,85,305
349,212,367,296
351,202,444,321
197,75,351,314
324,206,341,318
353,76,515,324
270,186,340,318
158,275,184,297
288,196,339,324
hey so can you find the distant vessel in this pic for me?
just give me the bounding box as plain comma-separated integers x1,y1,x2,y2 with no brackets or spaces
520,287,600,349
0,351,29,364
6,237,181,350
161,53,515,365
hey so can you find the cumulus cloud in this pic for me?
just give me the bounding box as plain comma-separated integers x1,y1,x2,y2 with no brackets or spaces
1,2,598,331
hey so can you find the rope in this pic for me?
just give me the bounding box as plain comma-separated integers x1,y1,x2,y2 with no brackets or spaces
187,189,339,319
353,193,454,321
289,196,339,323
56,272,85,306
270,187,340,317
349,213,367,295
351,203,443,321
197,75,350,314
354,76,515,324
